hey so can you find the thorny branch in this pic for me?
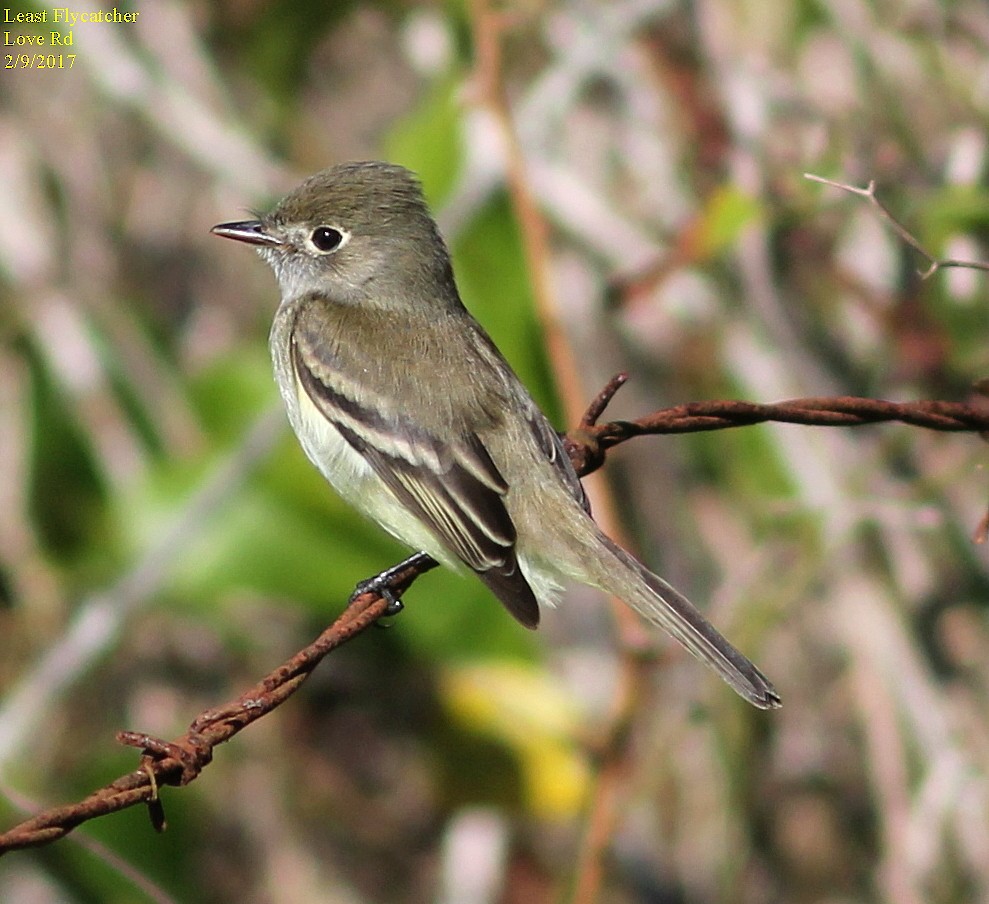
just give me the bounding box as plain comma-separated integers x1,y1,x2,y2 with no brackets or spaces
2,383,989,854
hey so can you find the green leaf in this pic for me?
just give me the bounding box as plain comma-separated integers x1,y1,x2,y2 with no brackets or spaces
695,186,763,259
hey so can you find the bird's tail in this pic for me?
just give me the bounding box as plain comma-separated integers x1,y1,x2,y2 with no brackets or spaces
587,533,780,709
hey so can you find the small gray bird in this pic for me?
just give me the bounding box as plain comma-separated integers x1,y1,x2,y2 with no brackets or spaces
212,161,779,709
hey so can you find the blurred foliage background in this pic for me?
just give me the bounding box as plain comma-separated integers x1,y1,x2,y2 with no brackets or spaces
3,0,989,902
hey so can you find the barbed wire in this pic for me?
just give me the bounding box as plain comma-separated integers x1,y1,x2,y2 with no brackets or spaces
2,376,988,854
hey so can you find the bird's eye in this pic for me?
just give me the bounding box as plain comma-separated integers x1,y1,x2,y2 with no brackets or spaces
309,226,345,253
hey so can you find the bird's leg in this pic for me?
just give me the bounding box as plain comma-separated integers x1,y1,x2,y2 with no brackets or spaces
350,551,438,616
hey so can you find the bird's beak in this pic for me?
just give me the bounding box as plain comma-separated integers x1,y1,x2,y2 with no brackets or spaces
210,220,284,247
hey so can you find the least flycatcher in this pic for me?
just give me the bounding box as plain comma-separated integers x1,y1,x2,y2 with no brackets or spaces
212,161,779,709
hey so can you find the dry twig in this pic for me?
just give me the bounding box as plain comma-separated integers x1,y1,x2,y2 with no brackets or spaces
804,174,989,279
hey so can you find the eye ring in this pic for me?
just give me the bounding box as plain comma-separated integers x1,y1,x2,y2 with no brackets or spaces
309,225,347,253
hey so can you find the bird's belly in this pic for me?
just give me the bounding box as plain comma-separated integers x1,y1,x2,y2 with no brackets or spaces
292,373,374,491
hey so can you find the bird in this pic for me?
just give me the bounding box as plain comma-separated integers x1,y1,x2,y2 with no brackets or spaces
211,160,780,710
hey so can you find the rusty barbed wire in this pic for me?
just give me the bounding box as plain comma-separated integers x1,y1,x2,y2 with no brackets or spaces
2,379,989,854
564,378,989,474
0,557,432,853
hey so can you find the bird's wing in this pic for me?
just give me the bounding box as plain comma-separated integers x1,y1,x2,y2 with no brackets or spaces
524,400,591,515
291,337,541,627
